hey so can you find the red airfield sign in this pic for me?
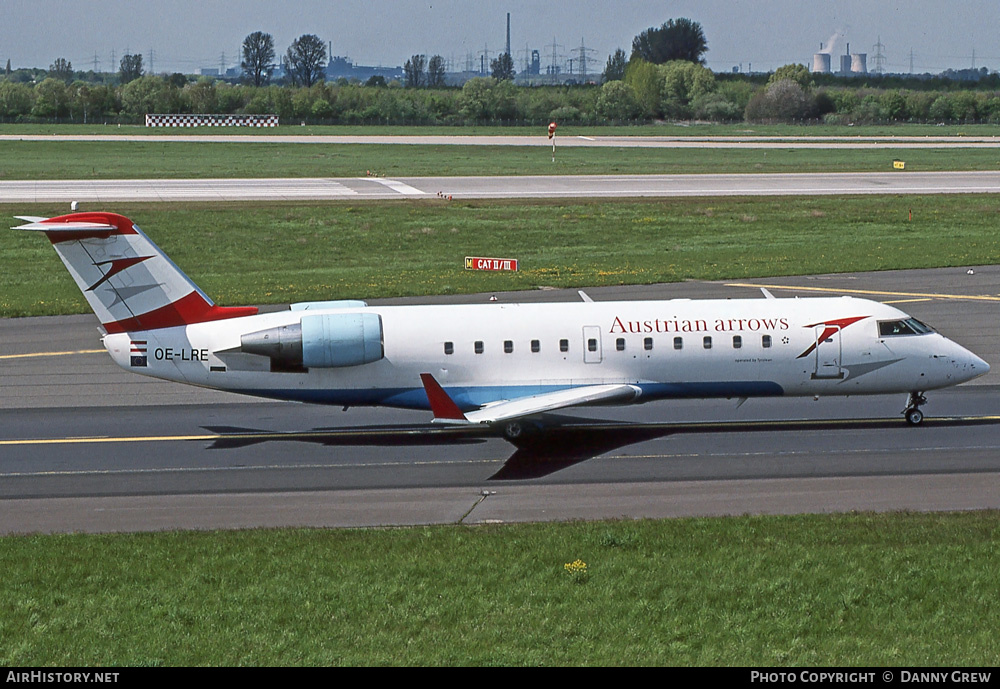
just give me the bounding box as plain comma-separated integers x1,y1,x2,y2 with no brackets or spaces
465,256,519,272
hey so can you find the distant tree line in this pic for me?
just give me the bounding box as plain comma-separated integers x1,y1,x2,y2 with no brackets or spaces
7,72,1000,126
4,19,1000,125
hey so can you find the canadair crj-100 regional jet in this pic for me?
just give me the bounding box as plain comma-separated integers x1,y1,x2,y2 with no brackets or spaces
17,212,990,437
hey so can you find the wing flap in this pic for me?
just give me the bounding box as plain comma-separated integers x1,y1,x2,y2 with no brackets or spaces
419,374,640,425
466,384,640,423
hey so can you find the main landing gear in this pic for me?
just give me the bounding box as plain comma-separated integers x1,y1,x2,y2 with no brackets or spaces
500,419,545,442
502,421,524,441
903,392,927,426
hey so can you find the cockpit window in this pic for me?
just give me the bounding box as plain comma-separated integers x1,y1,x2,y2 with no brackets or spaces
878,318,935,337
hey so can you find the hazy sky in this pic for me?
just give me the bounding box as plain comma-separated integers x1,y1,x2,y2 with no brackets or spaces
2,1,997,76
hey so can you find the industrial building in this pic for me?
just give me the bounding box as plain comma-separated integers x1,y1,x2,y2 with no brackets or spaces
813,41,868,75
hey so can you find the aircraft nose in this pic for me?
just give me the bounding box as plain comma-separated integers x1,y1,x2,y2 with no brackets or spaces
972,353,989,376
955,347,990,383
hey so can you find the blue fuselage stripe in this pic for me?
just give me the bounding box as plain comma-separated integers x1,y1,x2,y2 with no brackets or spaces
240,381,785,410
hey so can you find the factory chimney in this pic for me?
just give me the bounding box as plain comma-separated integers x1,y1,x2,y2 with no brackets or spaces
506,13,511,56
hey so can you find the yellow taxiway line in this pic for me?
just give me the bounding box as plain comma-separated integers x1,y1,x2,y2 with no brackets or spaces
725,283,1000,302
0,349,104,360
4,416,1000,448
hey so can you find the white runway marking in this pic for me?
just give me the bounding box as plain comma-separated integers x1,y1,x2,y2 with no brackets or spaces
363,178,429,196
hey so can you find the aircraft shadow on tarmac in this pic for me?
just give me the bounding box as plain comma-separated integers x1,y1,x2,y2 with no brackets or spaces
201,414,1000,481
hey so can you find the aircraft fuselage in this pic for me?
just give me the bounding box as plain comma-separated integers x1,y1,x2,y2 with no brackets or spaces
102,296,988,412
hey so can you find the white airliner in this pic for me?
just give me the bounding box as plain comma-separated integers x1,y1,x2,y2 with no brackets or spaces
16,212,990,437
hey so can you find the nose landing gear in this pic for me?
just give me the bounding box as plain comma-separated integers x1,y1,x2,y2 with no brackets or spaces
903,392,927,426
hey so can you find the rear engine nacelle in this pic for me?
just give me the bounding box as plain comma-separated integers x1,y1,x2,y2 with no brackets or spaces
240,312,384,368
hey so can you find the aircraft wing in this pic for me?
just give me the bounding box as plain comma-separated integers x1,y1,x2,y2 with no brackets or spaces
420,373,640,425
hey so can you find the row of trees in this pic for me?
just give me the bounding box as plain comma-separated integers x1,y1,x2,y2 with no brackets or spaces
240,31,331,87
27,19,698,92
241,30,516,90
6,69,1000,125
403,55,445,88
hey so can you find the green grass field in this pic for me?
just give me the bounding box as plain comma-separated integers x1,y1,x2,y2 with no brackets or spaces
3,512,999,665
4,122,1000,137
3,121,999,179
4,195,999,317
3,139,1000,179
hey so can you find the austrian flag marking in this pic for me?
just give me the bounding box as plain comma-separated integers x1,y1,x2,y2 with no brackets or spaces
130,340,148,367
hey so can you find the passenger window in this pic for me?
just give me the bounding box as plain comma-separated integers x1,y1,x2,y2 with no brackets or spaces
733,335,742,349
531,340,540,353
444,342,454,355
616,338,625,351
588,338,598,352
644,337,653,351
703,336,712,349
504,340,513,353
762,335,772,348
474,341,484,354
674,336,683,350
559,339,569,352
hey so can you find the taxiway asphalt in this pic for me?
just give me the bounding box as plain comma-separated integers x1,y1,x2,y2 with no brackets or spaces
2,269,998,533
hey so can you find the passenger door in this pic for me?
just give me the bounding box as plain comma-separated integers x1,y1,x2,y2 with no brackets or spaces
811,324,845,379
582,326,602,364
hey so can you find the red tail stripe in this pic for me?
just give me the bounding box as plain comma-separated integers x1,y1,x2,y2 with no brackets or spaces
103,291,258,333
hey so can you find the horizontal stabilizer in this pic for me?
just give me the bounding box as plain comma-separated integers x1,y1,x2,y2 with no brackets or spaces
14,220,119,233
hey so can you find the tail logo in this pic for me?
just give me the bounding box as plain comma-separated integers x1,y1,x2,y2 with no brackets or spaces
87,256,154,291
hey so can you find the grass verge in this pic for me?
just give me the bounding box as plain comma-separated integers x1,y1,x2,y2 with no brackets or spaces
2,140,1000,179
3,512,999,665
4,122,1000,137
4,195,999,318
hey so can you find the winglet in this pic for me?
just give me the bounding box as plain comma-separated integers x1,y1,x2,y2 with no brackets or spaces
419,373,468,422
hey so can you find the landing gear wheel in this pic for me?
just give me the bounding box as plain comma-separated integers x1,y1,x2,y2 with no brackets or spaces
903,391,927,426
502,421,523,441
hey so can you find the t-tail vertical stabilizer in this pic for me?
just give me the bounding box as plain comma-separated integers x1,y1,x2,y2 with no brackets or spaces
14,212,257,332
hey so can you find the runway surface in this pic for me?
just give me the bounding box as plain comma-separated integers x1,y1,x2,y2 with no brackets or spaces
2,268,999,533
7,170,1000,203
